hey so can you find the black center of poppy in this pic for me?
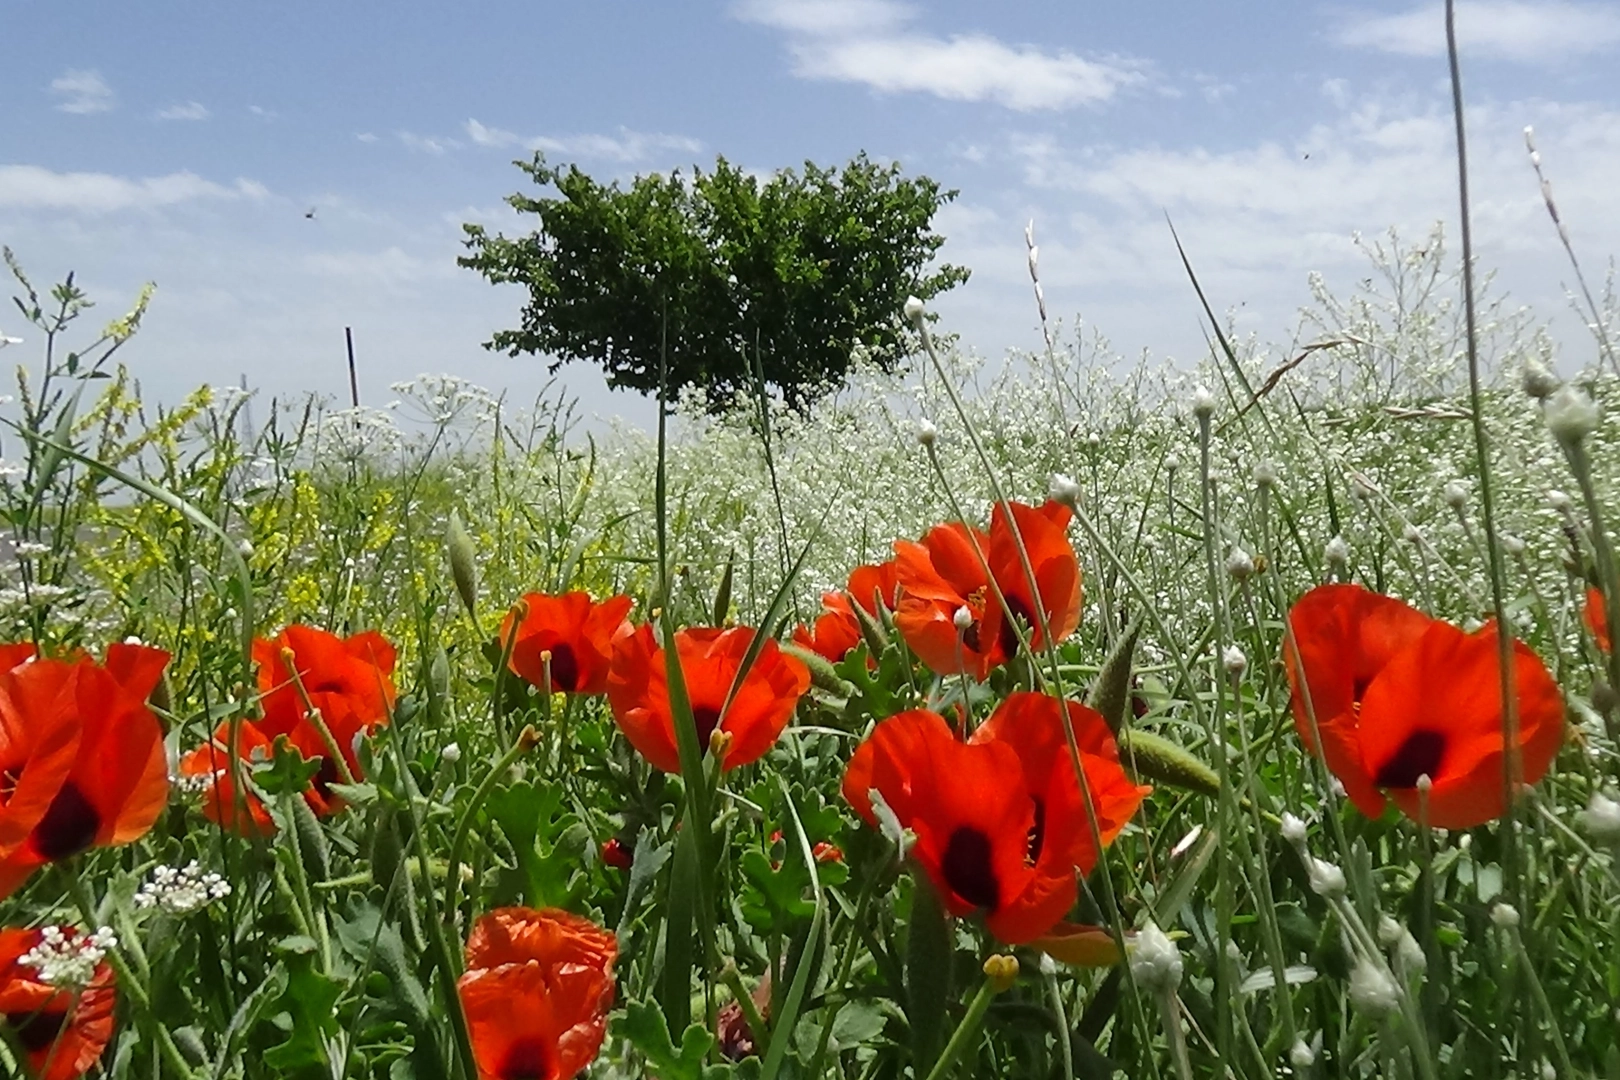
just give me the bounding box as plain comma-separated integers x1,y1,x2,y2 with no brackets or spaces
1352,674,1372,704
1000,596,1036,657
499,1036,552,1079
313,755,343,798
545,643,580,692
941,826,1000,911
4,1007,68,1053
692,706,723,752
1026,797,1046,867
33,781,100,860
307,676,348,695
1374,729,1448,790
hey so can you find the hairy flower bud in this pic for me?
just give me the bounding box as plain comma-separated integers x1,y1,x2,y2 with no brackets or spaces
1546,384,1600,446
1129,921,1182,994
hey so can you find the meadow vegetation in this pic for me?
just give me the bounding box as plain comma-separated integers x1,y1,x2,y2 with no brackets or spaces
0,193,1617,1080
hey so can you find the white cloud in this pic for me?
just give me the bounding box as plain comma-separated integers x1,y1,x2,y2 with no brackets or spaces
50,69,115,114
463,120,703,163
398,131,458,155
1335,1,1620,63
356,132,379,143
155,101,211,121
735,0,1145,110
0,165,270,213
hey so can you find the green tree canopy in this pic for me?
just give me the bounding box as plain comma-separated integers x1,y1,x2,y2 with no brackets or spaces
459,153,968,414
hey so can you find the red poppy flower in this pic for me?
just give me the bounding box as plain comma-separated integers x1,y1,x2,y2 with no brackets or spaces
1586,587,1611,653
843,692,1148,944
1285,584,1566,828
607,625,810,774
254,625,397,783
458,907,616,1080
0,926,117,1080
894,501,1082,679
500,592,633,694
599,838,632,871
178,721,279,837
0,648,80,861
0,644,171,898
794,561,901,663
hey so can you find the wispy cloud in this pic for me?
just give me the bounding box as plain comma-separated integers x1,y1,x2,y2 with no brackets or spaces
0,165,269,213
356,132,379,144
1334,1,1620,63
734,0,1146,110
50,69,116,114
463,120,703,163
155,101,211,121
398,131,459,155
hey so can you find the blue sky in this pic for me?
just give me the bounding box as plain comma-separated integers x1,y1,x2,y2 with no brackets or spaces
4,0,1618,430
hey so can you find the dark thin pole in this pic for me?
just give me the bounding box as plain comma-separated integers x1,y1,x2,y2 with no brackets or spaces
345,326,360,408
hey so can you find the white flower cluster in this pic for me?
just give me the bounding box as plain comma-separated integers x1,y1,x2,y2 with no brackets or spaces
134,860,232,914
20,925,117,989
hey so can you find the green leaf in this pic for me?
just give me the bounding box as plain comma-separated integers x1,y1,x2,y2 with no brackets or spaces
619,999,718,1080
262,945,342,1072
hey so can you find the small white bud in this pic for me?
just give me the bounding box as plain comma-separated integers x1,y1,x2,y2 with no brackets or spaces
1490,902,1520,929
953,605,974,631
1442,481,1468,511
903,295,925,323
1280,813,1308,845
1523,124,1537,152
1253,460,1279,489
1085,431,1101,448
1221,644,1247,676
1129,921,1183,994
1540,1059,1557,1080
1395,928,1426,974
1027,245,1040,276
916,418,938,447
1049,472,1081,509
1225,546,1255,581
1401,522,1422,544
1545,384,1600,445
1307,856,1346,899
1348,956,1400,1016
1289,1038,1316,1068
1377,915,1403,947
441,742,462,764
1190,385,1216,419
1548,489,1574,514
1502,533,1526,556
1324,535,1350,570
1577,791,1620,842
1521,356,1559,400
237,539,255,559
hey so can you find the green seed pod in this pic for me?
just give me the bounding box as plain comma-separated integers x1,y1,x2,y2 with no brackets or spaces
446,508,479,622
1118,728,1220,799
1084,617,1141,734
780,642,856,698
846,589,890,658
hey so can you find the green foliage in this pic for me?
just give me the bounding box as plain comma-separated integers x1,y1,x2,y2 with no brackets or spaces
459,153,968,413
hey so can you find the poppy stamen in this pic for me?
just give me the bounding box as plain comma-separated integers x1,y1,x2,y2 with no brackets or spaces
1026,798,1046,868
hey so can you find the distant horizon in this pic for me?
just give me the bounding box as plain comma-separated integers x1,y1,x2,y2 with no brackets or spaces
4,1,1618,434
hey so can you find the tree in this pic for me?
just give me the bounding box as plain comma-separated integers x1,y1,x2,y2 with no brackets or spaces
459,153,968,414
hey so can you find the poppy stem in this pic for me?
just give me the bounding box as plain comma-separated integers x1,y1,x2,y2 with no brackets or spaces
444,724,540,934
276,649,357,786
920,958,1015,1080
1153,986,1194,1080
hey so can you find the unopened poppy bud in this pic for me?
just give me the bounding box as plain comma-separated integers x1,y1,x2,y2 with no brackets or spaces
1306,856,1346,899
1280,813,1308,845
1222,644,1247,676
953,605,974,631
1540,1060,1557,1080
1490,902,1520,929
917,418,938,447
1190,385,1216,419
1324,535,1350,571
1289,1038,1316,1068
1502,532,1526,556
446,509,479,621
441,742,461,764
1226,546,1254,581
1129,921,1182,994
1253,460,1279,489
1547,489,1573,514
983,954,1020,992
1546,383,1600,445
1521,356,1559,400
1395,928,1426,974
1577,791,1620,842
1049,472,1081,509
903,295,925,323
1442,481,1468,510
237,538,255,559
1349,956,1399,1016
709,726,734,761
1377,915,1403,947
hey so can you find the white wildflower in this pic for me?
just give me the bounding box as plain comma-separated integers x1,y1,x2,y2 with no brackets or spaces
441,742,462,764
1545,384,1600,445
134,860,232,915
1577,791,1620,842
903,296,925,323
19,925,118,989
1349,956,1400,1016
